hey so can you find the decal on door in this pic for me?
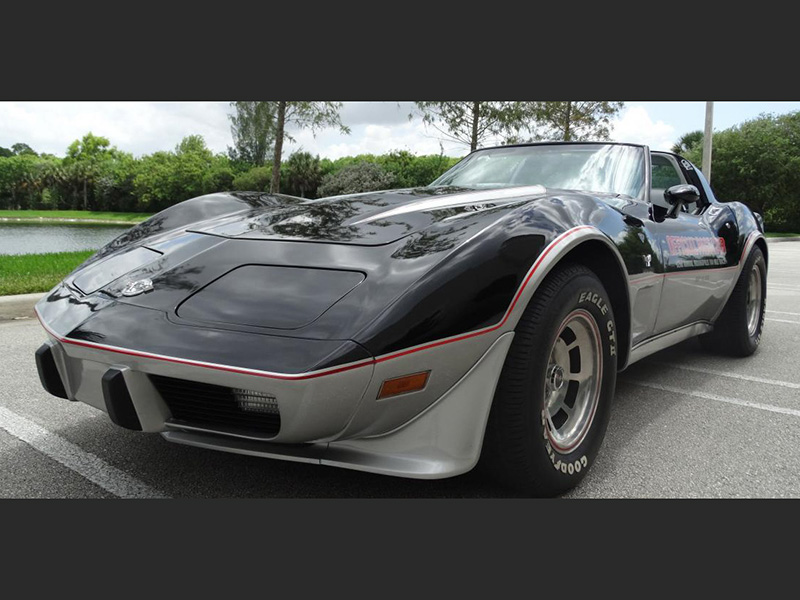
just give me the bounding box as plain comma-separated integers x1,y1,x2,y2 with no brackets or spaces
665,235,727,268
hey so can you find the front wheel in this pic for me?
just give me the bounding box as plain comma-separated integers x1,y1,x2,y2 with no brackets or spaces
480,263,618,496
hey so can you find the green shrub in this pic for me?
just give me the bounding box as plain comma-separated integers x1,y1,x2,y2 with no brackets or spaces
232,166,273,192
685,111,800,232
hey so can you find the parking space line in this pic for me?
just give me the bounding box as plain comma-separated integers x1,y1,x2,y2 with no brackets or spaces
0,406,168,499
767,310,800,316
624,380,800,418
766,318,800,324
660,363,800,390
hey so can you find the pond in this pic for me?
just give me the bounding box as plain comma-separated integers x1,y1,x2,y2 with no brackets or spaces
0,223,133,256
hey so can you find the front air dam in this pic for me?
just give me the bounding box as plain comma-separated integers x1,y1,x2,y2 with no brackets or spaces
161,332,515,479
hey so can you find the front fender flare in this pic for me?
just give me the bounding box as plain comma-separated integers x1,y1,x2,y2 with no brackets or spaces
495,226,632,369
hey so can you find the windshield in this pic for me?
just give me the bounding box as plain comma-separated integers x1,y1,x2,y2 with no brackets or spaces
430,143,645,199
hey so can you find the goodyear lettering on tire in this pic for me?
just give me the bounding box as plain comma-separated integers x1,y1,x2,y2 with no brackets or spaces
541,410,589,475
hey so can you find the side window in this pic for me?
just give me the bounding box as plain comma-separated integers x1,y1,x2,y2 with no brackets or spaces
650,153,694,212
652,156,682,189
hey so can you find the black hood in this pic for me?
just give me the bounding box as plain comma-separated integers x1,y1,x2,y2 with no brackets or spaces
38,184,625,372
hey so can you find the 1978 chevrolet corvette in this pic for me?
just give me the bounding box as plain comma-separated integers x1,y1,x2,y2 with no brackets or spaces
34,142,767,495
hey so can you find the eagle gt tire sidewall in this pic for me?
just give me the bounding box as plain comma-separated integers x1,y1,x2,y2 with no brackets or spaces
502,265,618,491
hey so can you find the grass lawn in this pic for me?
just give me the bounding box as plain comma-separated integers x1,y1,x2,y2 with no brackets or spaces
0,210,151,224
0,250,94,296
765,232,800,238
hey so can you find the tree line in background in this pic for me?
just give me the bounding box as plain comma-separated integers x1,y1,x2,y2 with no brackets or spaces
0,133,460,213
675,111,800,232
0,100,624,213
2,103,798,232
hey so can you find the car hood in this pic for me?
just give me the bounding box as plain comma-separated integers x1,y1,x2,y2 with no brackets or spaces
38,183,615,369
60,185,551,307
188,185,547,245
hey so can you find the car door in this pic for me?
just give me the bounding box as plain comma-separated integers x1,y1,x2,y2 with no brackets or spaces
644,152,740,335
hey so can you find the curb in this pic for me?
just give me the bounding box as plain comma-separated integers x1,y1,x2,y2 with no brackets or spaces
766,236,800,243
0,292,45,321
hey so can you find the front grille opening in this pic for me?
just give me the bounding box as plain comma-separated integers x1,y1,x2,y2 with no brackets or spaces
233,388,279,415
150,375,280,439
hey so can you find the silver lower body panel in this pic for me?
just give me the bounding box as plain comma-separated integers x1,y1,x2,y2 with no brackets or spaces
627,321,713,366
163,333,515,479
43,320,514,479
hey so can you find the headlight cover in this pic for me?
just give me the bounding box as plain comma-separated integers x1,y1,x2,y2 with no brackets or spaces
72,247,161,295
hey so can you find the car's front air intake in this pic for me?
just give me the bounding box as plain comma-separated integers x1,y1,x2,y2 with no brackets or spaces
150,375,281,439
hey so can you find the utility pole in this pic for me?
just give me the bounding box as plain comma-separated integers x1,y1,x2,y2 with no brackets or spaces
702,101,714,183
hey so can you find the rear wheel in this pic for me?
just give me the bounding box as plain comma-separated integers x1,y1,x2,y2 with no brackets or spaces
701,245,766,357
481,263,618,496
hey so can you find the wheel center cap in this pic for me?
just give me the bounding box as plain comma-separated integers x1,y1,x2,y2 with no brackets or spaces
548,365,565,390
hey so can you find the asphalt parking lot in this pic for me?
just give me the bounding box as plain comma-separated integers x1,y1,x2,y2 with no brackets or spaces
1,241,799,498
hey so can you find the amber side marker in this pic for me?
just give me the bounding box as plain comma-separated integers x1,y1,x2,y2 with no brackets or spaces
377,371,430,399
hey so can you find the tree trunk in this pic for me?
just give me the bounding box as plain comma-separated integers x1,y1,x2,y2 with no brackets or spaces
563,102,572,141
470,101,480,151
83,178,88,210
271,101,286,194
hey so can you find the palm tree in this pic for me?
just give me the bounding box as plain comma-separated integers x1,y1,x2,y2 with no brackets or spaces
285,151,322,198
671,130,703,155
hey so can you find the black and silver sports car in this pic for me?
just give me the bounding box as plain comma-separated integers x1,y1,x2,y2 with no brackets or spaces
34,142,767,495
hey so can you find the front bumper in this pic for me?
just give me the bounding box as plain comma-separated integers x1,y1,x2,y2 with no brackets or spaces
36,332,513,479
34,286,512,479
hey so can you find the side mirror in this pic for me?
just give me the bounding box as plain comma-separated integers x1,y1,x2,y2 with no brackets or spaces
664,184,700,218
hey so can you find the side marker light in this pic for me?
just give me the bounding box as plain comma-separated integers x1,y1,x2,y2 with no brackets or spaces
377,371,430,399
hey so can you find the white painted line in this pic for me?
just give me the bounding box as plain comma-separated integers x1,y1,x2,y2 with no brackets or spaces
766,318,800,324
0,406,168,498
624,380,800,418
661,363,800,390
767,310,800,316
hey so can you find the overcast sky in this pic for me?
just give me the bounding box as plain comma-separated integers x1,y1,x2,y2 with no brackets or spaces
2,101,800,159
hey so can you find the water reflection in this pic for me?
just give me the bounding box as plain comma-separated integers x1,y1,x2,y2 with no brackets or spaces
0,223,131,256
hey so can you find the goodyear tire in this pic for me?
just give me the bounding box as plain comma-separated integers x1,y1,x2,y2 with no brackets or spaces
481,263,618,496
700,245,766,357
